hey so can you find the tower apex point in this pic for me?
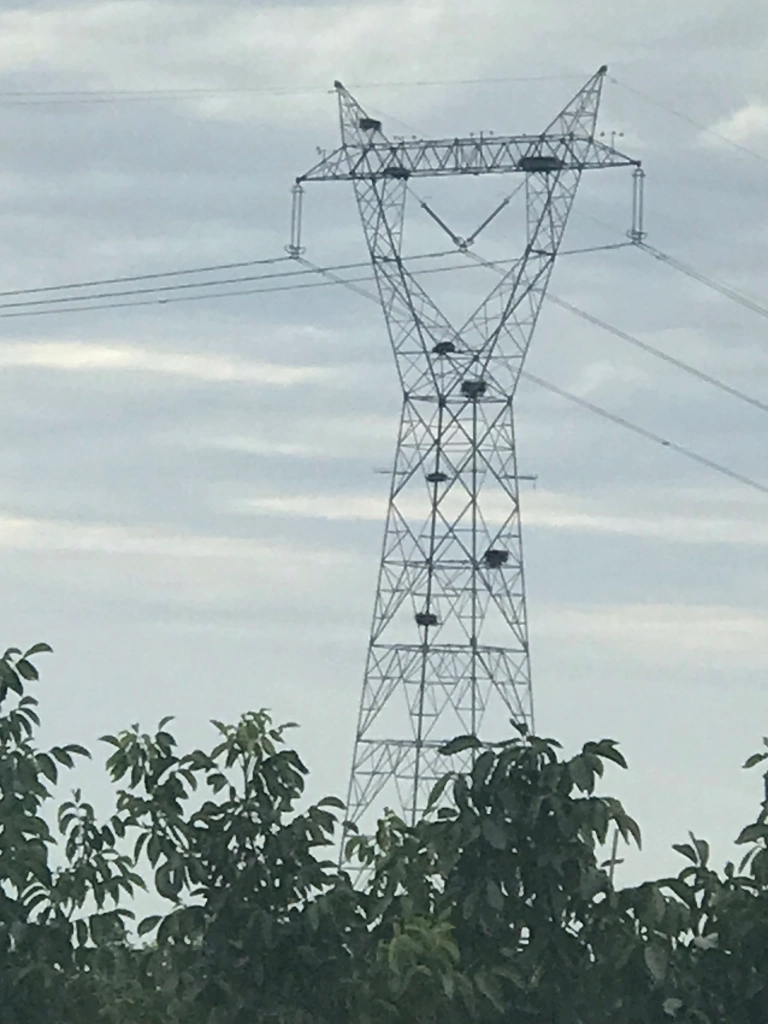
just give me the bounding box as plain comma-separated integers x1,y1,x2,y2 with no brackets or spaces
333,79,344,90
598,64,608,75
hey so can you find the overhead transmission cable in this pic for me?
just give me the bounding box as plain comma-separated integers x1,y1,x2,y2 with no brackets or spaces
0,74,580,107
1,242,767,425
301,254,768,501
0,250,463,313
441,245,768,430
547,294,768,415
1,225,767,422
610,77,768,167
0,245,627,316
5,235,766,327
404,181,768,419
0,263,324,309
0,76,763,495
522,372,768,498
0,269,376,318
0,251,501,320
573,209,768,324
0,258,378,310
636,242,768,322
0,254,293,298
0,238,764,497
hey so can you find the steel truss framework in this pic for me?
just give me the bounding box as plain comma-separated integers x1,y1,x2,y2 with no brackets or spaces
296,67,640,834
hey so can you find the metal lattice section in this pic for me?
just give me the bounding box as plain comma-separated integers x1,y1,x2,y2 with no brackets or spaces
296,67,641,837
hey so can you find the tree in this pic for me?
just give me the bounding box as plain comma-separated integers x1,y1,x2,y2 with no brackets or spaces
2,641,768,1022
0,644,144,1022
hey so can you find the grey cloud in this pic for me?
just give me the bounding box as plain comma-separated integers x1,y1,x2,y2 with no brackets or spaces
1,0,767,884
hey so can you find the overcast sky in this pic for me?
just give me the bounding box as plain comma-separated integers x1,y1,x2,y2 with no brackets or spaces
2,0,768,884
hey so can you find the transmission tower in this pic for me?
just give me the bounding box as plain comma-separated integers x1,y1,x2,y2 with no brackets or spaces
294,67,642,836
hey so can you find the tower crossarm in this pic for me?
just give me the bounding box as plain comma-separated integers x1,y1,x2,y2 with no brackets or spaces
298,134,637,184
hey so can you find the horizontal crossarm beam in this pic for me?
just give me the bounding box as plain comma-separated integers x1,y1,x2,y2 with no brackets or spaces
298,135,638,183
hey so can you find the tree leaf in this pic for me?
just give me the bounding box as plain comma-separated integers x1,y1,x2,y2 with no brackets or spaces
438,734,482,756
15,659,39,681
51,746,75,768
569,755,594,794
35,752,58,785
644,944,668,983
689,832,709,867
426,773,453,811
623,814,642,850
486,878,504,911
587,739,628,769
736,822,767,845
155,863,181,902
660,877,696,907
649,885,666,925
65,744,92,759
672,842,698,864
23,642,53,658
317,796,346,810
138,915,161,937
475,972,505,1012
3,671,23,695
471,749,496,791
481,817,508,851
663,997,684,1018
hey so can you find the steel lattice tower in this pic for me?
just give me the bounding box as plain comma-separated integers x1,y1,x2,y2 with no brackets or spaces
295,67,641,833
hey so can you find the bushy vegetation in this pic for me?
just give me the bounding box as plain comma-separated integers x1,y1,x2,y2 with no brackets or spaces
2,643,767,1022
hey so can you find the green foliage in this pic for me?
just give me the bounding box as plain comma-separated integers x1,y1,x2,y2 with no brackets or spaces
0,644,143,1022
3,641,768,1022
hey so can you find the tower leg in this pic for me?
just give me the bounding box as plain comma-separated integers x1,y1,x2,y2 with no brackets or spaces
345,392,532,830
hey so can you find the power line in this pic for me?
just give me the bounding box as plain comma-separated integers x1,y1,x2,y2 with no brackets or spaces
305,256,768,500
3,236,768,431
0,243,629,317
547,293,768,415
463,248,768,420
0,251,460,311
2,245,768,430
522,371,768,499
0,255,292,298
0,253,497,319
2,235,766,424
0,260,362,310
637,242,768,322
569,212,768,344
295,256,380,306
3,244,765,499
0,74,580,107
0,273,343,318
5,234,761,326
610,76,768,167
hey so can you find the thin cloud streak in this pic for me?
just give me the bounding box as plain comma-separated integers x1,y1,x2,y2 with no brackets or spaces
0,341,334,385
234,489,768,547
0,513,351,563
